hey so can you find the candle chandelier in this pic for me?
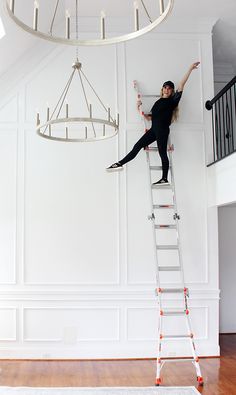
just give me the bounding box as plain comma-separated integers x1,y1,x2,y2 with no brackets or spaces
6,0,174,46
36,59,119,142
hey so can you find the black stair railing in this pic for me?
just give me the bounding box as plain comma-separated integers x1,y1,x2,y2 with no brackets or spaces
205,76,236,165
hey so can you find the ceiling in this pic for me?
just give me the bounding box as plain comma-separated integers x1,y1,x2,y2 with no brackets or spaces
0,0,236,80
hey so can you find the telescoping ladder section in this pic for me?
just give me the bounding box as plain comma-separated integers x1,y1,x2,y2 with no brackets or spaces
133,80,203,387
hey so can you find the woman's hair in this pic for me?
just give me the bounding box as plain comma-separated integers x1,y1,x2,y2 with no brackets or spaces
160,88,179,123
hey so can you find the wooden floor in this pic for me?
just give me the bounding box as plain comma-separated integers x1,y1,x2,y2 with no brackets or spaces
0,335,236,394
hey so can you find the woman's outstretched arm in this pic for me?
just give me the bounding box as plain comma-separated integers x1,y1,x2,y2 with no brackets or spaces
177,61,200,92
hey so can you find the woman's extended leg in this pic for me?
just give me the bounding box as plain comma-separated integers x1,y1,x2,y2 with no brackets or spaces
107,129,156,171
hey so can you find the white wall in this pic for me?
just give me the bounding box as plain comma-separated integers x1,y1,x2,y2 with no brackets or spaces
219,204,236,333
207,152,236,207
0,18,219,358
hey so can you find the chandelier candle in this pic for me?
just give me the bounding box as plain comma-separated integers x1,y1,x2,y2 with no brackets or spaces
134,1,139,31
66,103,69,118
85,126,88,139
33,1,39,31
100,10,105,39
66,10,70,39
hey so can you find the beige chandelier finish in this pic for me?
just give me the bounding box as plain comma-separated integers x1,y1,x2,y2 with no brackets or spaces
6,0,174,46
36,60,119,143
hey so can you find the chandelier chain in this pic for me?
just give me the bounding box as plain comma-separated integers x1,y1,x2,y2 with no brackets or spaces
76,0,79,60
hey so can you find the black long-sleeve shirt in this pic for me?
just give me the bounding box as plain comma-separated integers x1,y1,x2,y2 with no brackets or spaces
151,91,182,131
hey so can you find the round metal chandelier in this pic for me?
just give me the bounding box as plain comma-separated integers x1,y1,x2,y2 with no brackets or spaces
6,0,174,46
36,59,119,142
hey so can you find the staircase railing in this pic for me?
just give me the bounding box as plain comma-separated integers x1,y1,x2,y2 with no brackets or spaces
205,76,236,166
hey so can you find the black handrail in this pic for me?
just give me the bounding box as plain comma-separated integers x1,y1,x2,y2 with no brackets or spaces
205,76,236,110
205,75,236,165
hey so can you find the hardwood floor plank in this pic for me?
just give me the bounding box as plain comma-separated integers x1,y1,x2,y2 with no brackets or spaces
0,335,236,394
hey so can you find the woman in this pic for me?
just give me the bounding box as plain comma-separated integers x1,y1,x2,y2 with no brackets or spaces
107,62,200,185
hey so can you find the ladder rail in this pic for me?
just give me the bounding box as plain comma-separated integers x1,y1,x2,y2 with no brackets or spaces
133,80,203,387
168,148,186,286
133,80,162,300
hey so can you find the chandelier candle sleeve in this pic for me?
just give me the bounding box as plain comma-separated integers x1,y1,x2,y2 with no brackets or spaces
159,0,164,14
36,112,40,126
103,124,105,136
134,1,139,31
46,105,50,122
108,107,111,121
116,113,120,127
66,10,70,39
85,126,88,139
10,0,14,13
66,103,69,118
33,1,39,31
100,10,105,40
89,103,92,117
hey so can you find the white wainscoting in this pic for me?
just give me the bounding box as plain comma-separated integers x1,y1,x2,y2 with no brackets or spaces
0,20,219,359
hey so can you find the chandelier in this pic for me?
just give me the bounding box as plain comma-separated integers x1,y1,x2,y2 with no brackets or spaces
36,59,119,142
6,0,174,46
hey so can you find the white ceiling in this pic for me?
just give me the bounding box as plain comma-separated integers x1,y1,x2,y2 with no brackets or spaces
0,0,236,80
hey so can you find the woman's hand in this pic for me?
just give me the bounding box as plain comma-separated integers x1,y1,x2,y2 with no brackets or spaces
137,99,142,107
178,61,200,91
190,61,200,71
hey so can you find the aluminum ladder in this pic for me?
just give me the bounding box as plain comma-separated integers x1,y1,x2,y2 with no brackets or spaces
133,80,203,387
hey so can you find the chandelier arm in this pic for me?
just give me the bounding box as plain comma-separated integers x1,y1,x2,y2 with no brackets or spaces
42,69,75,134
140,0,153,23
37,118,118,143
78,69,96,137
80,69,114,123
55,69,76,119
6,0,174,46
49,0,60,35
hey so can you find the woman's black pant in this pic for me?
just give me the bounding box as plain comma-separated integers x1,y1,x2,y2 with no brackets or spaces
119,128,170,180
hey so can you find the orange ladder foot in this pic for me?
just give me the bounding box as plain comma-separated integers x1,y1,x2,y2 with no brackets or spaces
197,376,204,386
155,378,161,386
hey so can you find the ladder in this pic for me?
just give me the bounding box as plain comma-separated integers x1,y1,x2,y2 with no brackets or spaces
133,80,203,387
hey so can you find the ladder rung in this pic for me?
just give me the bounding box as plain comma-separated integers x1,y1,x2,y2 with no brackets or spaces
157,288,188,294
150,165,162,170
161,310,186,316
155,224,176,229
160,358,195,363
145,146,158,151
161,335,192,339
152,183,172,189
157,245,178,250
153,204,174,209
158,266,180,271
142,94,160,98
150,165,171,171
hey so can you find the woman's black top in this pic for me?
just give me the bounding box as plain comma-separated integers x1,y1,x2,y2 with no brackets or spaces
151,91,182,131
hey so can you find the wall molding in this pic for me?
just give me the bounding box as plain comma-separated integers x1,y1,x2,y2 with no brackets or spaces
0,288,220,301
